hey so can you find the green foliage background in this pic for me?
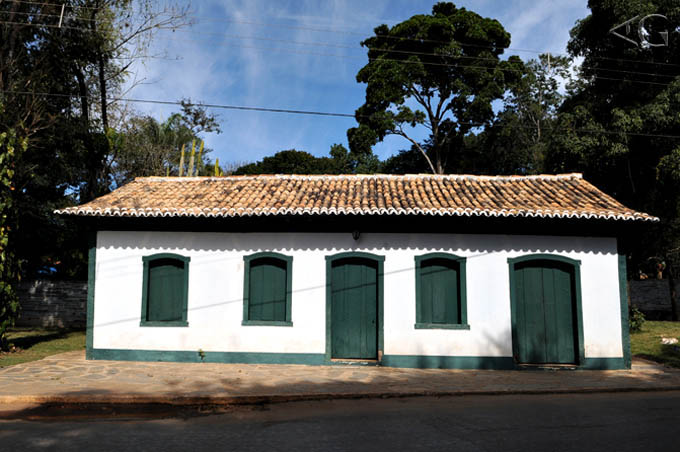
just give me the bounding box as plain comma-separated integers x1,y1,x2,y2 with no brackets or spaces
0,128,27,348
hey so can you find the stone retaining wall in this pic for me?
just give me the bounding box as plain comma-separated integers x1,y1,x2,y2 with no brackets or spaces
16,280,87,329
629,279,679,319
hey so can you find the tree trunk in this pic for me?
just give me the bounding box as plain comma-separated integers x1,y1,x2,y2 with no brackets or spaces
666,255,679,321
75,68,90,124
98,53,109,133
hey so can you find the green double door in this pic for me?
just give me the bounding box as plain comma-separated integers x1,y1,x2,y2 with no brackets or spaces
513,260,578,364
330,258,378,359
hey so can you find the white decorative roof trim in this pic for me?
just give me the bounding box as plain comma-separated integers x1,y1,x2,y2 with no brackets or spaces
53,206,659,221
133,173,585,182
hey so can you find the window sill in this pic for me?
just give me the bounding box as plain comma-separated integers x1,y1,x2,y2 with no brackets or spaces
414,323,470,330
140,320,188,327
242,320,293,327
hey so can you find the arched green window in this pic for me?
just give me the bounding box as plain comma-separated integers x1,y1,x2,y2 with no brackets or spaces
414,253,468,329
243,252,293,326
140,253,190,327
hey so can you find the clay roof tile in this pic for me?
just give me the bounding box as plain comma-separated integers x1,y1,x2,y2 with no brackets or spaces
54,173,658,222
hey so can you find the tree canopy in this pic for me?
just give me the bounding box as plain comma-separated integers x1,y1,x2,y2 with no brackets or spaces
347,2,523,174
545,0,680,256
233,145,379,175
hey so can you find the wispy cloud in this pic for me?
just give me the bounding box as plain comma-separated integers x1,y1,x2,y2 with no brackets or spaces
124,1,590,166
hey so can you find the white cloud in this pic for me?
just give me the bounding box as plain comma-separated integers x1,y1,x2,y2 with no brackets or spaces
123,1,591,165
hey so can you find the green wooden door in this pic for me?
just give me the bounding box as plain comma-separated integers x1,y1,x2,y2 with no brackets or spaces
331,258,378,359
147,258,185,322
514,260,577,364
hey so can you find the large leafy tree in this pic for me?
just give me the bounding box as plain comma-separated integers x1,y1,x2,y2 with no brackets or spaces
0,126,27,349
470,53,573,174
546,0,680,256
347,2,523,174
0,0,190,280
233,145,380,176
234,150,337,175
112,101,221,185
0,1,194,344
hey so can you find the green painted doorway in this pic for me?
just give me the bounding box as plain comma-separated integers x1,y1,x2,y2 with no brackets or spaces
328,255,381,360
510,256,583,365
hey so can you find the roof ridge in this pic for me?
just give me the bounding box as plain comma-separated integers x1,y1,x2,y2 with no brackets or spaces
135,173,584,182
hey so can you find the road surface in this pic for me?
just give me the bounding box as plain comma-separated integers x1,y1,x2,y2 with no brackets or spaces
0,391,678,451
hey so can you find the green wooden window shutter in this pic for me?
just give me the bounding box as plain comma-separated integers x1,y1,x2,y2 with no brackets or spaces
414,253,468,329
141,254,190,327
243,253,293,326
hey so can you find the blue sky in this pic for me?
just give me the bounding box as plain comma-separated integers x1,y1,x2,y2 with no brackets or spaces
125,0,590,167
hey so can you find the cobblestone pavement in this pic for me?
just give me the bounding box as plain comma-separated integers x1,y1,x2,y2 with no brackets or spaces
0,352,679,405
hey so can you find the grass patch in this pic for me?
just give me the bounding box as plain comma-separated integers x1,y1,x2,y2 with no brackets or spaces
631,321,680,368
0,328,85,368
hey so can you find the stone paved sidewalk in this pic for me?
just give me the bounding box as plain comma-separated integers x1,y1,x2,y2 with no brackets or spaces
1,351,680,406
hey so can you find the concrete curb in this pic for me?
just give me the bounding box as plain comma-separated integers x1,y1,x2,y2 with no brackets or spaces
2,385,680,410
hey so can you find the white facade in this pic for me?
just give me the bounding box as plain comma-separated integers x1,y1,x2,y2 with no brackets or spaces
92,231,624,362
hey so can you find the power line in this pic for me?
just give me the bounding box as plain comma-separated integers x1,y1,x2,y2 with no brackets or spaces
3,13,680,80
588,75,676,87
5,0,102,11
1,90,355,117
148,34,680,88
6,0,680,72
0,9,98,21
156,33,680,80
3,17,679,87
1,1,559,55
4,89,680,140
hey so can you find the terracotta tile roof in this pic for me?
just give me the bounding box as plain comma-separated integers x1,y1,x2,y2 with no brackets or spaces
54,173,658,222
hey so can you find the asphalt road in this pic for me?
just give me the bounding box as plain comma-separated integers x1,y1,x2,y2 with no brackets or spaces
1,392,678,451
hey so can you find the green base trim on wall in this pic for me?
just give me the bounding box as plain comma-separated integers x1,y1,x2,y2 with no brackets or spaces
580,358,626,370
90,349,626,370
382,355,516,369
91,348,327,365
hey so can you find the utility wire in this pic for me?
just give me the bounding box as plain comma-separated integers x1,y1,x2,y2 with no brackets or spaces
3,13,680,79
133,34,680,87
2,18,679,86
0,1,596,56
1,90,355,117
5,0,680,71
5,0,103,11
156,33,680,80
4,89,680,140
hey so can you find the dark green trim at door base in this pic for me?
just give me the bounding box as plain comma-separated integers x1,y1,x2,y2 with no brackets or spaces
88,349,627,369
86,232,97,360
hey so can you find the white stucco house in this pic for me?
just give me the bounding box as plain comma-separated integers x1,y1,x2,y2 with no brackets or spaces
56,173,657,369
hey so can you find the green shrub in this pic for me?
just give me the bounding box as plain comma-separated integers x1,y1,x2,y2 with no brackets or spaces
629,306,646,332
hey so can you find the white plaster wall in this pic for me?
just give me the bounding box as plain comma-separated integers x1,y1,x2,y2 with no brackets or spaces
93,231,623,358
